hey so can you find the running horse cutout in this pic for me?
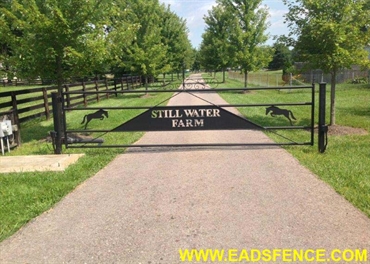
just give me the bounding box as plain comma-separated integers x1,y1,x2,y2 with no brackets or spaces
266,105,296,125
81,109,109,129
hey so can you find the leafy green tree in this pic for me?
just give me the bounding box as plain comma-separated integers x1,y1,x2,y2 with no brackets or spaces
118,0,170,89
199,31,219,72
217,0,272,88
191,48,201,72
0,0,20,80
200,4,236,82
284,0,370,125
112,1,192,86
0,0,117,93
268,41,293,72
160,6,192,77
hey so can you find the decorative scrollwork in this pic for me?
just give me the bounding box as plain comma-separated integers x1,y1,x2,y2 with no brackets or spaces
203,78,220,88
181,78,208,90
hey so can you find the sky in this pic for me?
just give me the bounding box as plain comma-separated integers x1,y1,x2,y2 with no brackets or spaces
159,0,289,49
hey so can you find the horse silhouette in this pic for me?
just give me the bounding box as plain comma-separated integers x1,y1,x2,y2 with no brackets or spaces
265,106,296,125
81,109,108,129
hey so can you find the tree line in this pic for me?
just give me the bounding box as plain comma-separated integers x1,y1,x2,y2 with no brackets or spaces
198,0,370,125
1,0,370,125
0,0,194,93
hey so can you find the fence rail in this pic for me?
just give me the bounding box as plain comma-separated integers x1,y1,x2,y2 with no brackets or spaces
0,77,144,122
227,71,298,87
0,76,148,148
228,69,370,87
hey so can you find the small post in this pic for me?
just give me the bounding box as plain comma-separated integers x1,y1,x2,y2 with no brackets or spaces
52,92,62,154
82,81,87,107
42,88,50,120
12,110,21,147
11,92,20,130
64,84,71,108
113,79,118,97
94,79,100,103
310,83,315,146
318,83,328,153
105,79,109,99
120,77,124,91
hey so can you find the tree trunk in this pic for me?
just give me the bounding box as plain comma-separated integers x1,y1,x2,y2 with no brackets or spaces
223,69,225,83
330,71,336,125
244,71,248,88
145,75,148,94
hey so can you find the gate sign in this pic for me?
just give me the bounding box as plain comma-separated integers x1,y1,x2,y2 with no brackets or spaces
112,105,263,132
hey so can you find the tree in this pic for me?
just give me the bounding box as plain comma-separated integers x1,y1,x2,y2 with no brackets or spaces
0,0,21,81
200,4,236,82
112,1,192,86
284,0,370,125
117,0,170,89
191,48,201,72
217,0,272,88
268,41,293,72
160,6,192,76
199,31,219,72
0,0,117,94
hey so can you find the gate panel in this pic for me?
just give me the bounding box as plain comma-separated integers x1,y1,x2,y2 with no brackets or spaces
54,78,318,150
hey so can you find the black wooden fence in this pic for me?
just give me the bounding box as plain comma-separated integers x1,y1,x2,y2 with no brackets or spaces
0,76,142,147
0,77,141,122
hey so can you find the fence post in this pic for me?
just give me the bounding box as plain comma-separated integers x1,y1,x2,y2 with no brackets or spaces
93,79,99,103
113,79,118,97
42,88,50,120
120,77,124,91
10,92,20,129
82,81,87,107
318,83,328,153
124,76,128,90
105,79,109,99
64,84,71,108
10,108,21,147
51,92,62,154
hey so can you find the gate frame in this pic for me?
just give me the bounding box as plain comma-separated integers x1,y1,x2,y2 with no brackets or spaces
51,79,328,153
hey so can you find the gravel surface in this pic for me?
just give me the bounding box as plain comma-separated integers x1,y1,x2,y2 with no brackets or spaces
1,75,369,263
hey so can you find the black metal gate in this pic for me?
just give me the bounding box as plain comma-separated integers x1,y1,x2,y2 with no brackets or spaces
51,76,328,153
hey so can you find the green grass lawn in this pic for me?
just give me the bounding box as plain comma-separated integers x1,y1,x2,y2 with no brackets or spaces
208,73,370,219
0,79,183,242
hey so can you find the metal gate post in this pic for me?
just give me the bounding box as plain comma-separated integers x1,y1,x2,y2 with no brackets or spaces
51,92,62,154
311,83,315,146
318,83,328,153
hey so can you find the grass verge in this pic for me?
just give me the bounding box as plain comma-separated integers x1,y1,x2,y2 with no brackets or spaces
207,73,370,218
0,78,183,242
